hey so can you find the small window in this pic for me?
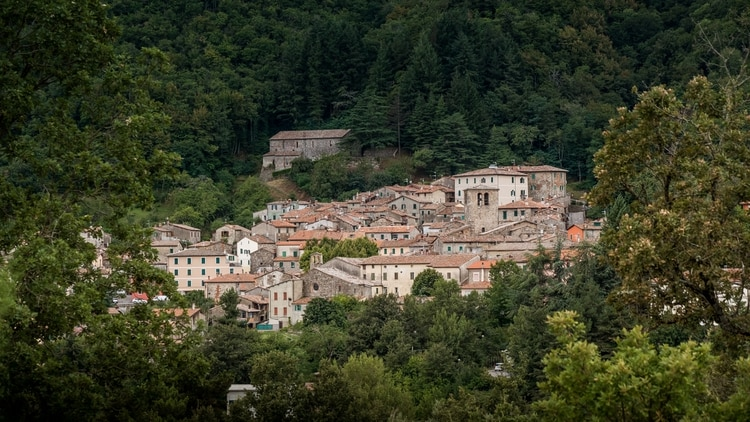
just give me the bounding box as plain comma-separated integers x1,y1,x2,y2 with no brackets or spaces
169,248,174,253
187,269,192,276
216,268,220,274
187,258,192,265
274,292,278,300
481,177,486,183
201,269,206,276
410,272,415,280
293,251,298,257
230,268,234,274
187,280,191,287
283,292,287,300
514,210,518,217
215,257,220,264
371,273,375,280
282,251,287,257
503,211,508,220
383,273,387,281
174,269,178,276
391,248,396,254
521,210,526,216
520,177,524,183
201,257,205,264
313,283,319,291
291,262,295,268
447,272,452,280
447,246,452,252
174,258,178,265
274,307,278,315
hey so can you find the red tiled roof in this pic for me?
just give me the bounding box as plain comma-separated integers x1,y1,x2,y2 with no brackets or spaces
292,296,315,305
270,220,297,228
462,281,492,290
467,260,498,269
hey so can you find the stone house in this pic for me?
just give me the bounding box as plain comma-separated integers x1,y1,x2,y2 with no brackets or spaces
213,224,253,245
386,195,433,225
204,273,259,301
252,219,297,242
514,165,568,202
262,129,351,172
302,257,375,299
249,247,276,274
265,200,312,221
151,239,183,267
496,200,553,224
153,221,201,244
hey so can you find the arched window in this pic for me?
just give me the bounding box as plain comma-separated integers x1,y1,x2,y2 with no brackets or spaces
481,177,486,183
511,190,516,196
477,193,483,205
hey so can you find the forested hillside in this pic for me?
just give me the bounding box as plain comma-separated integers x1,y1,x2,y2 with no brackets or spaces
110,0,746,182
4,0,750,420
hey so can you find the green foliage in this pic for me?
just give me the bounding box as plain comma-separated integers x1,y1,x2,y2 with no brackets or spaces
536,311,717,421
411,268,445,296
340,354,414,422
302,298,347,328
232,176,272,228
591,76,750,337
300,237,378,271
219,289,240,322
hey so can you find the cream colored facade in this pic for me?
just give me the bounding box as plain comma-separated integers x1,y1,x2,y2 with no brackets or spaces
167,248,233,293
360,254,480,297
453,165,529,205
268,278,303,326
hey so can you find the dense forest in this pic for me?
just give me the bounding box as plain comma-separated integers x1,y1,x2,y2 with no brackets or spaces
102,0,750,231
3,0,750,420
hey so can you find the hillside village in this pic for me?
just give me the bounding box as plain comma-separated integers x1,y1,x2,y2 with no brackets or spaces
96,131,603,329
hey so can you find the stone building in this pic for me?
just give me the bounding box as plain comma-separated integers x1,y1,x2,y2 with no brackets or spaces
302,257,376,299
262,129,351,172
513,165,568,202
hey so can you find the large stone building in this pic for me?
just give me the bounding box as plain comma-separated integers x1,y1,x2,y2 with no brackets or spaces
514,165,568,202
262,129,351,172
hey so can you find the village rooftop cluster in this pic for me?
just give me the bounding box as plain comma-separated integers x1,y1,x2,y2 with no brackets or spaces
88,130,603,329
